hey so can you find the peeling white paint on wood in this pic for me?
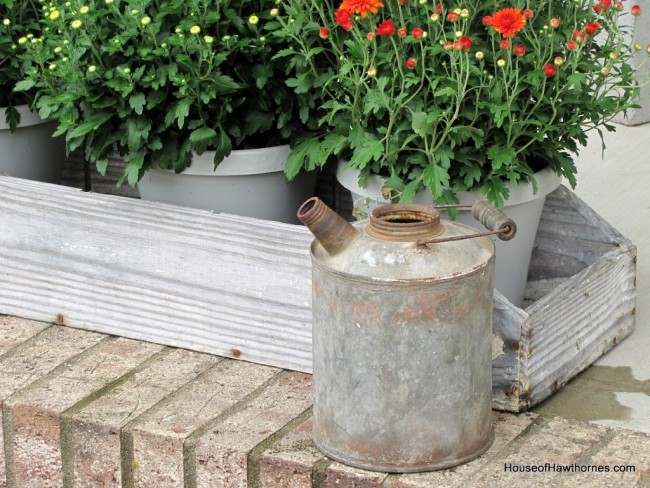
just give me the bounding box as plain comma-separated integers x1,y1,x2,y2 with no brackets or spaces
0,177,636,411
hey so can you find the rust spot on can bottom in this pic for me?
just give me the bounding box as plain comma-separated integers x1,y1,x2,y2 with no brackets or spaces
55,314,65,324
229,348,242,358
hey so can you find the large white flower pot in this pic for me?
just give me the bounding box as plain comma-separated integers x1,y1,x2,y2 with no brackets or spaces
337,161,561,307
137,145,317,224
0,104,65,183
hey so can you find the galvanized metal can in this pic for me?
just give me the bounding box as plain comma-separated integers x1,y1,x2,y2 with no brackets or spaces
297,198,512,473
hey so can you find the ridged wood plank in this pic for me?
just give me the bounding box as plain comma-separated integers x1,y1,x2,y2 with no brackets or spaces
0,176,314,372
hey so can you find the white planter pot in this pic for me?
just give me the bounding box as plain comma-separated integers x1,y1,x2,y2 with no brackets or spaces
0,104,65,183
137,145,317,224
337,161,561,307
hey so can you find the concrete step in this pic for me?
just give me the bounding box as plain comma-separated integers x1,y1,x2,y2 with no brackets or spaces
1,315,649,487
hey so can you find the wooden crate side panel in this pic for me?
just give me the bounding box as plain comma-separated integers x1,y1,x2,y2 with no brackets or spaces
0,177,315,372
528,186,632,282
491,293,527,411
521,246,637,409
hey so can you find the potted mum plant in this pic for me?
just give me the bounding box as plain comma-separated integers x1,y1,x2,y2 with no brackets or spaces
278,0,648,304
1,0,65,183
16,0,318,222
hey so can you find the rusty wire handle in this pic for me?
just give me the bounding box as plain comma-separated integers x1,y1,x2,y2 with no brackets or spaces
416,199,517,245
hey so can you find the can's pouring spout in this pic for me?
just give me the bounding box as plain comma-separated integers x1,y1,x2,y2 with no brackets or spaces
297,197,359,255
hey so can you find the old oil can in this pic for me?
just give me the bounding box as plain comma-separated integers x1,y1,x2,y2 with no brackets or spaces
298,197,515,473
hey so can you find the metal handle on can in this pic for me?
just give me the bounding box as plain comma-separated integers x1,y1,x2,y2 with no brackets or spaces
416,200,516,245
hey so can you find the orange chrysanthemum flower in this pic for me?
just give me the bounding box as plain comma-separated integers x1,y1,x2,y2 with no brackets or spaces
489,8,526,38
338,0,383,17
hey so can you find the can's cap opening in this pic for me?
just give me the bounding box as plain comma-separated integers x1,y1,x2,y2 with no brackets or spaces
366,204,444,242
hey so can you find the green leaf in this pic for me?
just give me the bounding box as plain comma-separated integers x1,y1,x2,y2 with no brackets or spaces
423,163,449,199
483,180,509,208
213,75,242,94
486,146,516,170
489,103,509,128
400,180,421,203
411,111,433,136
174,98,191,129
189,127,217,153
363,89,386,115
213,128,232,168
129,93,146,115
285,137,321,180
286,75,312,94
13,79,36,92
349,138,384,169
434,87,456,98
433,146,454,169
68,113,113,138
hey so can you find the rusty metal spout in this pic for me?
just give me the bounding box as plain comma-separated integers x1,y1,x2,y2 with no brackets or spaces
297,197,359,255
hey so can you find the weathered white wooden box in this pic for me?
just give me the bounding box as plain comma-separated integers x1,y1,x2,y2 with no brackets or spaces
0,176,636,412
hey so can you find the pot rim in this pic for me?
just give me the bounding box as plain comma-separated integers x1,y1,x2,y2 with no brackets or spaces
0,104,49,131
150,144,291,176
336,160,562,208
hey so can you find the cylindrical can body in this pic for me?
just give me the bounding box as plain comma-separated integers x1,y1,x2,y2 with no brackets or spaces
311,254,495,472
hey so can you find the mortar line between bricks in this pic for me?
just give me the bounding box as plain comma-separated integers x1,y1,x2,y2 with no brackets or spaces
1,335,116,488
247,405,314,488
182,369,288,488
639,469,650,488
465,415,551,483
312,456,334,488
59,347,173,488
382,473,401,487
2,402,16,488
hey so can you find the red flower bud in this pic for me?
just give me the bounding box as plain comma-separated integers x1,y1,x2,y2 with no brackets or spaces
435,4,442,14
550,18,560,28
500,39,510,49
543,64,557,77
567,40,578,50
513,44,526,56
367,31,376,41
593,4,602,14
523,8,533,19
404,57,417,69
482,15,493,26
447,11,459,22
377,19,395,37
397,27,407,38
412,27,424,39
573,30,587,42
584,21,601,35
459,36,473,51
631,4,641,15
319,27,330,39
399,0,407,4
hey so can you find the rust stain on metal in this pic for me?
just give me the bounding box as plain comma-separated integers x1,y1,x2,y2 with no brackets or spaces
511,340,520,351
229,348,242,358
55,314,65,324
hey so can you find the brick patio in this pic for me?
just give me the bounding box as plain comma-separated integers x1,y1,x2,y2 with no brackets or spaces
1,315,649,487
